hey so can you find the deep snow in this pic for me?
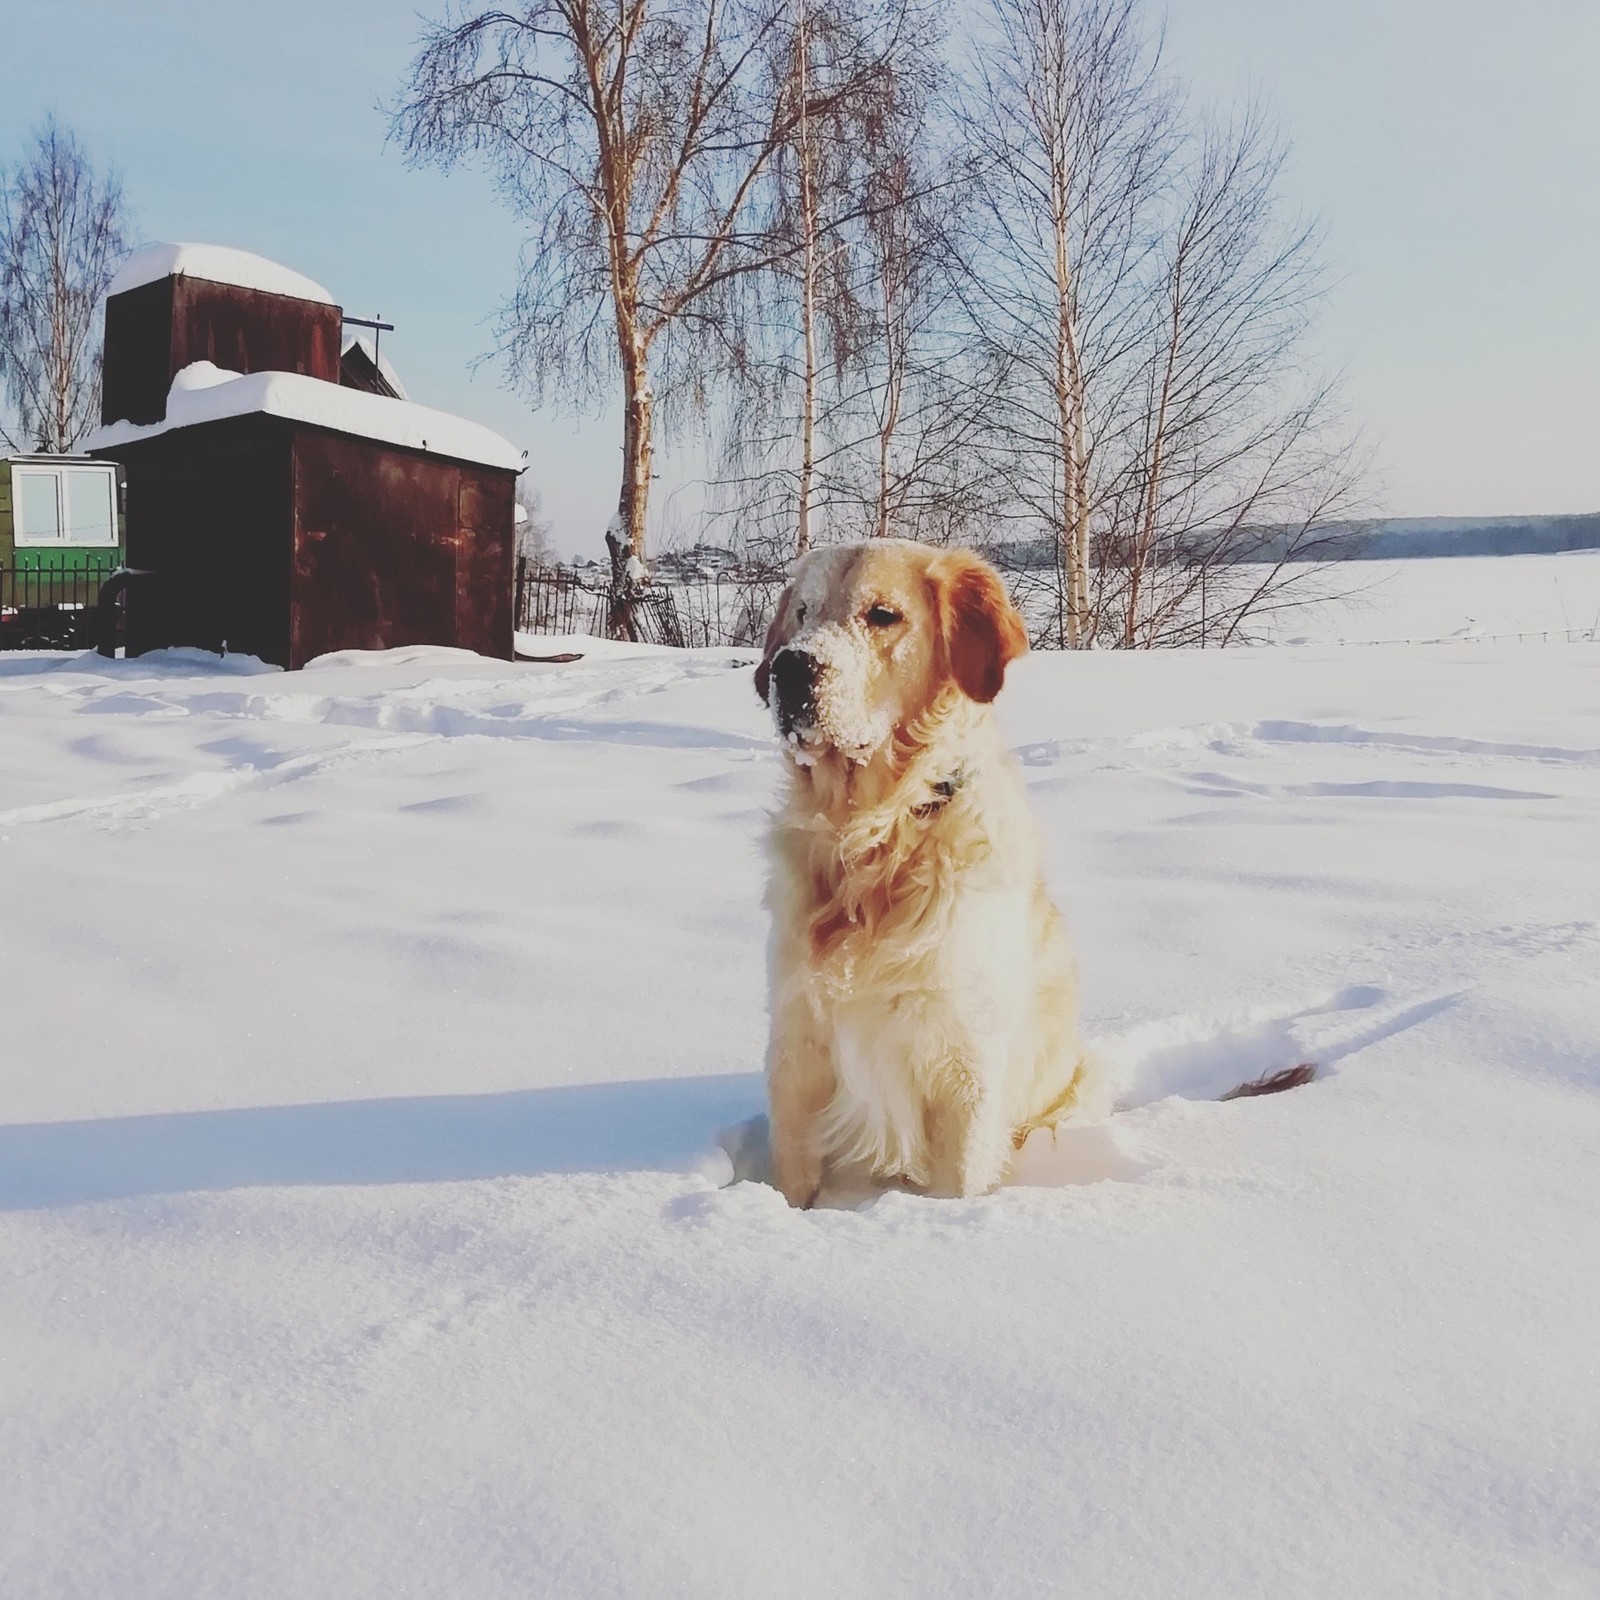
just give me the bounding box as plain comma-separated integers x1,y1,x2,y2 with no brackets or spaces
106,242,335,305
2,595,1598,1596
85,360,525,471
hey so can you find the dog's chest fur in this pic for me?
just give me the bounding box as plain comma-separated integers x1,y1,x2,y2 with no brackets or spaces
769,716,1040,1183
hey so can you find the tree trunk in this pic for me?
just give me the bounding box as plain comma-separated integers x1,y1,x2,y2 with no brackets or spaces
795,2,817,557
606,345,654,637
875,259,904,540
1069,418,1090,646
1126,260,1183,647
1051,163,1091,647
798,237,817,555
619,355,654,566
1056,342,1092,647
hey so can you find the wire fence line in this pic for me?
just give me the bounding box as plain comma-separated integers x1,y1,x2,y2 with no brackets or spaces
1309,628,1598,648
516,559,1600,654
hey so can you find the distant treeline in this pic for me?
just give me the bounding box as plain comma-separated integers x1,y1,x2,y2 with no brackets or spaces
985,514,1600,571
1338,514,1600,560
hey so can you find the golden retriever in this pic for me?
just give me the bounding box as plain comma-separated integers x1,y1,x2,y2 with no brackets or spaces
755,540,1108,1207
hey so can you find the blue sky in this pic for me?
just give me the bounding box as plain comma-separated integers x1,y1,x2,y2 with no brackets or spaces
4,1,1594,556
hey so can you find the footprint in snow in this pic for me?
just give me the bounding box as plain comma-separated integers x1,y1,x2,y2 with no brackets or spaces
700,982,1461,1204
1104,982,1463,1109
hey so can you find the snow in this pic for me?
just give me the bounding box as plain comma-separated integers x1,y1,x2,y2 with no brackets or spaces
1253,549,1600,645
84,361,526,473
107,242,335,305
3,578,1599,1595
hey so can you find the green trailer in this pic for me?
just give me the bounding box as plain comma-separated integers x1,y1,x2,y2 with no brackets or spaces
1,455,125,648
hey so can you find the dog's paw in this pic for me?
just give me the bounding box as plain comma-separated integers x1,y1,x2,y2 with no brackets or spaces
772,1140,824,1210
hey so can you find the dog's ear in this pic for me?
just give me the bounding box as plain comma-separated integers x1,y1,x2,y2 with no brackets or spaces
754,585,795,705
934,551,1029,704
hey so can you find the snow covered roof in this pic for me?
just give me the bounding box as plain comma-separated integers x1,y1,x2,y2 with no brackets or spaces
107,243,335,306
83,362,525,473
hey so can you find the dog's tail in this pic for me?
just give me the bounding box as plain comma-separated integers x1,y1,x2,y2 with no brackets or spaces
1219,1063,1317,1101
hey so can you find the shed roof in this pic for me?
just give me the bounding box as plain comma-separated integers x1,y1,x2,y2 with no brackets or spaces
108,243,335,305
340,334,410,400
82,362,524,473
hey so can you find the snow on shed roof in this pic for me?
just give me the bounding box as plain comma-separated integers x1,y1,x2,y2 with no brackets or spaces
83,362,525,473
107,243,335,305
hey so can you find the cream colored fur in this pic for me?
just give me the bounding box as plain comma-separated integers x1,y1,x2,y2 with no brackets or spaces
758,542,1106,1207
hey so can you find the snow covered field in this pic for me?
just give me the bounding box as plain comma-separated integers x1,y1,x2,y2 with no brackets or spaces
3,603,1599,1595
1263,547,1600,645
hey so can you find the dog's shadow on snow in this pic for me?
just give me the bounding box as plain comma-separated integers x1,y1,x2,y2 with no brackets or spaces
0,1077,1161,1214
0,1075,765,1212
2,984,1459,1213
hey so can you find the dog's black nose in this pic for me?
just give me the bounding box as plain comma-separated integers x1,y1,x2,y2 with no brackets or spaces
772,647,819,734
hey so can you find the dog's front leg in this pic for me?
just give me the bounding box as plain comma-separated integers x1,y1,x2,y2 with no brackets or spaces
766,1002,836,1210
923,1055,1011,1199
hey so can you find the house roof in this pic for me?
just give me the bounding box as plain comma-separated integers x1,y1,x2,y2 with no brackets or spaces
2,454,111,467
108,243,336,306
82,362,525,473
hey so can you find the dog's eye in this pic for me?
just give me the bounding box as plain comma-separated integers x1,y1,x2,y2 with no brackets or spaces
865,604,902,628
796,602,807,624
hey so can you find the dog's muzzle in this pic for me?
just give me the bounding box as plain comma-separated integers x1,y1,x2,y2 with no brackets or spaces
771,646,821,740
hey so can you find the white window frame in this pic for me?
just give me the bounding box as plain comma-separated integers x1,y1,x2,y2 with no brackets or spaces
11,461,120,548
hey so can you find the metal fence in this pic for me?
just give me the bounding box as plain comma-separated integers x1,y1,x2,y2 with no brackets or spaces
668,573,785,648
519,558,1600,656
514,561,690,647
515,561,610,638
515,560,785,650
0,563,116,651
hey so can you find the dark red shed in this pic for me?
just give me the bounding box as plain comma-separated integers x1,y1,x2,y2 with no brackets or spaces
87,245,523,670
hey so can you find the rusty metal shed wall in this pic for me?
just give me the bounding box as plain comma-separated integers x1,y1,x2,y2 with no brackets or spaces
289,429,515,670
454,468,516,658
94,415,295,663
102,276,343,427
101,278,177,427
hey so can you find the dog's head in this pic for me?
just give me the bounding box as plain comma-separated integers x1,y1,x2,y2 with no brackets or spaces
755,541,1028,763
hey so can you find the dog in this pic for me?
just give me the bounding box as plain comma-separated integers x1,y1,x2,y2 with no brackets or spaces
755,540,1107,1208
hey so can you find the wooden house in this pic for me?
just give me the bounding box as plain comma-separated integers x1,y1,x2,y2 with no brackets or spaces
85,244,523,670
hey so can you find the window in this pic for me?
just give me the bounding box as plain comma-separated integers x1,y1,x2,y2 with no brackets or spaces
12,463,119,547
66,468,116,543
15,469,61,541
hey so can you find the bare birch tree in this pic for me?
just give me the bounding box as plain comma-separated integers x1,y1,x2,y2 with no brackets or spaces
827,99,999,545
1095,103,1365,647
790,0,825,555
394,0,900,608
713,2,993,557
961,0,1363,647
0,118,131,454
961,0,1171,645
709,0,926,560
